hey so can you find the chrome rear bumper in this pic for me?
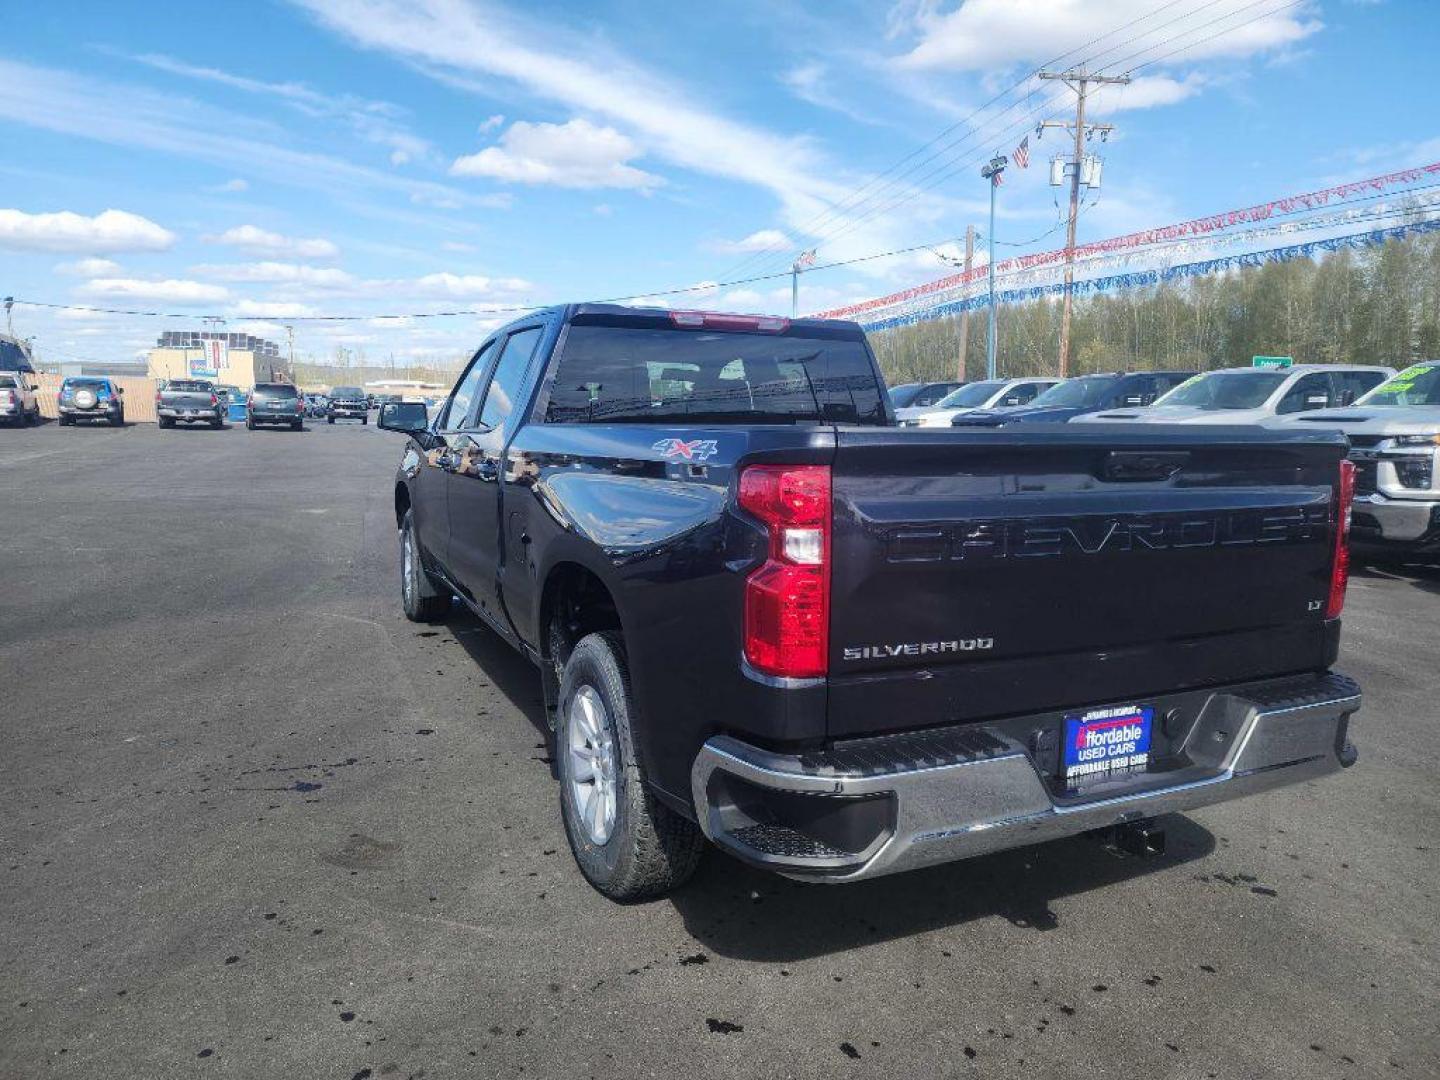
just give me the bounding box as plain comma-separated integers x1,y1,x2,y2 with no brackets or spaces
691,672,1361,882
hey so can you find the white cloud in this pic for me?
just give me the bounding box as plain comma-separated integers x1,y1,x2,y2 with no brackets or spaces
592,203,613,217
715,228,793,254
411,272,533,298
54,257,123,276
207,177,250,193
0,208,175,253
208,224,340,259
129,52,435,167
290,0,856,226
895,0,1321,72
479,113,505,133
452,118,662,190
190,261,357,287
79,277,229,305
0,61,491,217
441,240,476,253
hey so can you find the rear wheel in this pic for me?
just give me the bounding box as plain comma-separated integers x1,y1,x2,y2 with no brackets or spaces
245,418,255,431
400,509,450,622
327,416,335,424
111,409,124,427
361,415,368,426
291,420,302,431
58,415,73,426
556,632,704,901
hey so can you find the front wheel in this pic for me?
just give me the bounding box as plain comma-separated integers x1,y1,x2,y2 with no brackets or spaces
400,509,450,622
556,633,704,901
111,410,124,427
327,416,335,424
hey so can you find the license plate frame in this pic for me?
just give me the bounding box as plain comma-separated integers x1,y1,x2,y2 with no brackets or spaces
1062,704,1154,784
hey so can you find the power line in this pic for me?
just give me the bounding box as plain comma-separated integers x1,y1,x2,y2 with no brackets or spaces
4,233,973,324
710,0,1221,283
737,0,1313,285
13,169,1436,330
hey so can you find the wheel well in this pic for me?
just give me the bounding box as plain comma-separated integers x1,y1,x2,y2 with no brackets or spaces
394,483,411,528
541,563,623,672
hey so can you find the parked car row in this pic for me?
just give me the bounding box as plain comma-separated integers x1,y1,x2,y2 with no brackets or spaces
892,364,1393,429
890,361,1440,556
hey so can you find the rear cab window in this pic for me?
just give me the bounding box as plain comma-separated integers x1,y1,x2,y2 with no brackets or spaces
252,383,298,399
542,312,886,426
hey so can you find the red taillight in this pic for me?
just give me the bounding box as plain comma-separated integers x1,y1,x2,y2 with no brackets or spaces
738,463,831,678
1,390,13,405
155,391,163,406
210,393,220,407
1325,459,1355,619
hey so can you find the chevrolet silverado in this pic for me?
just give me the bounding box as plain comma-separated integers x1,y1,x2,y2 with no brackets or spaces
377,305,1363,901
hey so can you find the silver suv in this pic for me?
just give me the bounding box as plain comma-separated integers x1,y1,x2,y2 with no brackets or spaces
1275,362,1440,555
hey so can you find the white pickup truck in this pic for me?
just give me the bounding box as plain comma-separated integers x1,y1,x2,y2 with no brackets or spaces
1275,362,1440,556
0,372,40,426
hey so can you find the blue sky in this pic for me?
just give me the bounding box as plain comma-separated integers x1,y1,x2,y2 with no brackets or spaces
2,0,1435,367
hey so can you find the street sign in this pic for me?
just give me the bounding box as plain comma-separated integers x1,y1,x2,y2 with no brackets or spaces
1252,356,1293,369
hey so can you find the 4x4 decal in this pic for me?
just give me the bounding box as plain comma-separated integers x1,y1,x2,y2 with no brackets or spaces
652,437,719,461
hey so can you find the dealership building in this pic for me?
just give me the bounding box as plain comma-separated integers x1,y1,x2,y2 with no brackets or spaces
146,331,291,389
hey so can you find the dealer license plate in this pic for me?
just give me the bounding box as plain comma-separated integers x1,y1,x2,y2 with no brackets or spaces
1062,705,1153,783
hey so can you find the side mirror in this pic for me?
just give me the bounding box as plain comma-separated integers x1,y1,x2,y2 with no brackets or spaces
379,401,429,434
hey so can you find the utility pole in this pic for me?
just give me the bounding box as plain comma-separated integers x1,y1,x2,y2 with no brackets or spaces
957,226,974,380
1038,66,1128,377
791,248,816,317
980,155,1007,381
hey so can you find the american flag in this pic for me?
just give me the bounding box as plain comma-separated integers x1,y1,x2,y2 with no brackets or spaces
793,248,817,270
1013,135,1031,169
992,169,1004,187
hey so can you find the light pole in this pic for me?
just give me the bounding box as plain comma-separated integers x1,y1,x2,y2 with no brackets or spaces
979,154,1007,381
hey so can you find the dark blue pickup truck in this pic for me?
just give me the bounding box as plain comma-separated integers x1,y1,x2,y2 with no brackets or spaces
378,304,1363,901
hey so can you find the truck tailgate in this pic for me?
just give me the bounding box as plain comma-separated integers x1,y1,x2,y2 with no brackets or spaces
827,425,1347,738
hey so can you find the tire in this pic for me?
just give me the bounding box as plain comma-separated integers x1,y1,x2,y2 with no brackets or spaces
158,417,174,429
211,415,223,429
361,416,368,426
556,632,704,901
399,509,450,622
246,418,255,431
58,415,73,426
327,416,335,425
111,409,124,427
291,420,302,431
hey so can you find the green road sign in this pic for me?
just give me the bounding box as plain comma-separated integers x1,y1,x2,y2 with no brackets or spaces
1252,356,1293,369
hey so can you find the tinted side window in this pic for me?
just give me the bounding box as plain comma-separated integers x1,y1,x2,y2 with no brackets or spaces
1276,373,1333,414
441,341,496,430
913,384,952,407
1005,382,1043,406
1334,369,1386,404
475,326,544,432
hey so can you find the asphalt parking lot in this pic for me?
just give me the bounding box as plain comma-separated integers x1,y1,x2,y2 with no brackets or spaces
1,419,1437,1080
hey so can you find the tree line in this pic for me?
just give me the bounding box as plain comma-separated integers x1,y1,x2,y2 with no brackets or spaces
867,230,1440,384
